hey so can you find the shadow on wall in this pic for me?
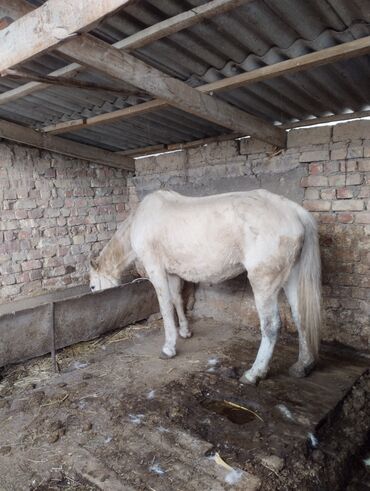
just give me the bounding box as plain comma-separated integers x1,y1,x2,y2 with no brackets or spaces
134,165,305,206
192,272,295,335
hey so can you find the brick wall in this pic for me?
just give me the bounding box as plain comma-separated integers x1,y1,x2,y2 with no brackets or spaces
0,141,129,303
298,123,370,349
129,120,370,350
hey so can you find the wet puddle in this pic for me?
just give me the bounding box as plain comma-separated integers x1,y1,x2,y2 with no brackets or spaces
201,399,259,425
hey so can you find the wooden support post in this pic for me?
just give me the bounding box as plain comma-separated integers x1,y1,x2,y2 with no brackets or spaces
48,303,59,373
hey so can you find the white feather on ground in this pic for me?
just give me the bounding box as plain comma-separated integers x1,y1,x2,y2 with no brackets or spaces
149,463,165,475
276,404,295,422
129,414,145,425
308,432,319,447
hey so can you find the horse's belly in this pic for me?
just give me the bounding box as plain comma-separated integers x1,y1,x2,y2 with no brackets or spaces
166,259,244,284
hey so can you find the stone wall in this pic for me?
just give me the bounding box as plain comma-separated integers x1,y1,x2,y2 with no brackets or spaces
0,142,129,303
128,120,370,350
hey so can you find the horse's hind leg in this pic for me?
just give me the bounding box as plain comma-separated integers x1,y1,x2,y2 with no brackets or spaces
240,287,281,385
168,274,192,339
284,266,316,377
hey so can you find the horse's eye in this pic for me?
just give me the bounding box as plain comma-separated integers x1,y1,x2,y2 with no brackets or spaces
91,285,95,291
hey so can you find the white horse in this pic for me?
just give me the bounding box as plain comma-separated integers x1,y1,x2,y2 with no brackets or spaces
90,189,321,385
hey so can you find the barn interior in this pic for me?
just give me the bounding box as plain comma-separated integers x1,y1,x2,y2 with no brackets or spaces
0,1,369,489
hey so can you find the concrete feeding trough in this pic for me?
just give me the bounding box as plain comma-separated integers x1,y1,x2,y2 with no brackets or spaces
0,279,159,367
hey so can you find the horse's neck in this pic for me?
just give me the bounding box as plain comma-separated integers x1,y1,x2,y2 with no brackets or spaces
99,217,135,278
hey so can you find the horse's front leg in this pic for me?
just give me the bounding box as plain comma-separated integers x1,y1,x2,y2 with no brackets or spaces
148,269,178,359
168,274,192,339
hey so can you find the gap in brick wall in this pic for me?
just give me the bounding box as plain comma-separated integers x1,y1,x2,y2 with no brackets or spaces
133,116,370,160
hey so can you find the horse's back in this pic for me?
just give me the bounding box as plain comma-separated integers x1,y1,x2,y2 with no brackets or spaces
136,189,305,237
130,189,307,283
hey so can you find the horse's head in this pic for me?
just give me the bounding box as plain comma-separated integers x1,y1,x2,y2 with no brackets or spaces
89,257,120,292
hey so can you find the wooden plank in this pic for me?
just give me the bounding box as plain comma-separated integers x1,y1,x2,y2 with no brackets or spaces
0,0,253,106
57,35,286,147
119,132,243,157
41,36,370,136
200,35,370,93
0,119,134,170
1,68,146,97
0,0,133,72
42,100,166,134
114,0,253,51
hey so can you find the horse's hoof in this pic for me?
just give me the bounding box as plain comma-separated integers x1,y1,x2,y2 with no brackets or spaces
180,330,193,339
159,350,176,360
289,361,315,378
239,371,258,385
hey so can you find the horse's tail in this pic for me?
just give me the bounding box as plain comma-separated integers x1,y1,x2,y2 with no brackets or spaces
296,207,322,360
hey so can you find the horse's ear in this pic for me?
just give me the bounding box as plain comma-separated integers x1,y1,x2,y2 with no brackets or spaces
90,257,98,270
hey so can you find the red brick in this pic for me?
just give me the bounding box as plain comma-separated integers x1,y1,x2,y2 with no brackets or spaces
300,175,328,187
328,175,345,187
358,159,370,172
321,189,336,200
303,200,331,212
309,163,323,175
18,230,32,240
346,160,358,172
21,259,42,271
28,208,43,219
16,272,30,283
14,209,28,219
29,270,42,281
346,173,363,186
323,162,340,174
44,168,56,178
358,186,370,198
332,200,364,211
355,212,370,224
318,214,336,223
352,287,370,300
337,213,354,224
336,188,353,199
358,276,370,288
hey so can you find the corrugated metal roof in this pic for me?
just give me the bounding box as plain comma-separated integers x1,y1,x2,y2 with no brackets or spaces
0,0,369,152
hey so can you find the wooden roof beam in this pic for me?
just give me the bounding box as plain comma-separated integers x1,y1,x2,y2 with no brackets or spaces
41,35,370,136
0,119,134,170
0,0,254,106
56,34,286,147
0,0,134,72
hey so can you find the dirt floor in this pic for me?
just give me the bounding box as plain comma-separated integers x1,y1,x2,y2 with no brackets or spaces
0,317,369,491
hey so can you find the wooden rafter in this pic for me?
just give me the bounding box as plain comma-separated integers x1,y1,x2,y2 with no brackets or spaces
1,68,147,98
0,0,254,106
119,132,243,157
0,0,284,147
0,0,133,72
0,119,134,170
56,34,286,147
40,35,370,136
